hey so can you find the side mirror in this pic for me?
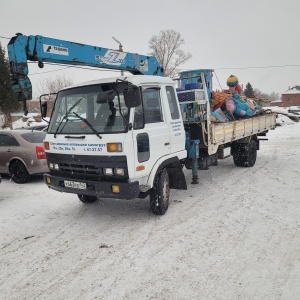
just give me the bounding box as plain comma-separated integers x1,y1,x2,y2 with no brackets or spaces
124,86,141,108
96,90,116,103
39,93,57,123
41,101,48,118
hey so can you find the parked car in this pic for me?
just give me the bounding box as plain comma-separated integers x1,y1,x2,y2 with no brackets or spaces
0,130,49,183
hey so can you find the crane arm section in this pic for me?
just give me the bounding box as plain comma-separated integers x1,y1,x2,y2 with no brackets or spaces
7,34,163,101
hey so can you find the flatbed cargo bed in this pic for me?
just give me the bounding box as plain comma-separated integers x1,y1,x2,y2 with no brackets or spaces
211,112,277,144
194,112,278,154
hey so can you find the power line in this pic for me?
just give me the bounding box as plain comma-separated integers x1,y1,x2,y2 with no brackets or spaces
214,64,300,70
30,66,73,75
29,62,300,76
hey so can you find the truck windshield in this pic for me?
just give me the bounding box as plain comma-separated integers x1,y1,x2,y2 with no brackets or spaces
48,84,130,135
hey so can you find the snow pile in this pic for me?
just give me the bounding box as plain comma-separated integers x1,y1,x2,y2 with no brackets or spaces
263,106,298,116
275,114,295,126
0,113,49,131
263,106,300,124
289,106,300,112
12,113,49,129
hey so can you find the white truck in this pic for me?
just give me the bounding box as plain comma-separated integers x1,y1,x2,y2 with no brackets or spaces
7,34,277,215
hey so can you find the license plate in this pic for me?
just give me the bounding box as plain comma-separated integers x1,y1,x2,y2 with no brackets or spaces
64,180,86,190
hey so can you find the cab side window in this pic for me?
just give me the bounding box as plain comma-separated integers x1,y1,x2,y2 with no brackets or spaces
166,86,180,120
142,87,163,124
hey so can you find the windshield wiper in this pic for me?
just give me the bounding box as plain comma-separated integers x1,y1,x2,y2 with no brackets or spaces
72,112,102,139
54,97,83,138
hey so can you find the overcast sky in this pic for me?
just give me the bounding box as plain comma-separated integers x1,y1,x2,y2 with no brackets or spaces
1,0,300,97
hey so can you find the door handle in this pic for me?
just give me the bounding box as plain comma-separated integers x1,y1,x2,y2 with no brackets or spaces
164,142,170,146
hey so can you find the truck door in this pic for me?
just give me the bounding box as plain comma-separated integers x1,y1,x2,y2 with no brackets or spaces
132,86,171,179
162,85,185,153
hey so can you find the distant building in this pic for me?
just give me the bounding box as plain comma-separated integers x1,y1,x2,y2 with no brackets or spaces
280,87,300,107
270,99,282,107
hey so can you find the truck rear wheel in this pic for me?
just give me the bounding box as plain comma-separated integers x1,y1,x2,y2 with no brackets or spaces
78,194,98,204
150,168,170,215
232,140,257,167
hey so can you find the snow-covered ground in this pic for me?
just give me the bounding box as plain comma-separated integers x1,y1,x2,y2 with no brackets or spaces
1,121,300,300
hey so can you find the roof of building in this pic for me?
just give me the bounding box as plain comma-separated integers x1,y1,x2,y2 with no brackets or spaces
282,87,300,95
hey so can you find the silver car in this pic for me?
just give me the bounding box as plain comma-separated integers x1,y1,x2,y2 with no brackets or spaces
0,130,49,183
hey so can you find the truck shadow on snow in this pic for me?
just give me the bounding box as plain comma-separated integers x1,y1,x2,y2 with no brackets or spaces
59,188,182,221
65,197,158,220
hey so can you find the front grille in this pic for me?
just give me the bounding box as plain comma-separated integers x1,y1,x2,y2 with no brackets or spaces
46,153,128,181
59,163,102,175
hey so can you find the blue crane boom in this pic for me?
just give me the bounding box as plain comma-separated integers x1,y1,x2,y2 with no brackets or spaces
7,34,164,101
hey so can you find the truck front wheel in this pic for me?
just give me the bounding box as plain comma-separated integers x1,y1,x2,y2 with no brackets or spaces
78,194,98,204
232,140,257,167
150,168,170,215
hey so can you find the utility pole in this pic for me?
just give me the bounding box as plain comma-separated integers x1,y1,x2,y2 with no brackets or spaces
112,37,124,76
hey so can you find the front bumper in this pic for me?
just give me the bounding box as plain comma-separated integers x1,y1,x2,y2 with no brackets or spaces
44,173,140,200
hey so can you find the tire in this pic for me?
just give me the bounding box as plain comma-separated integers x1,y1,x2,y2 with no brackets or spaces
150,168,170,215
232,140,257,167
232,144,244,167
78,194,98,204
9,161,30,183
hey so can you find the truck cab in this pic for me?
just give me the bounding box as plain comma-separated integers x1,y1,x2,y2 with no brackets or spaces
43,75,187,214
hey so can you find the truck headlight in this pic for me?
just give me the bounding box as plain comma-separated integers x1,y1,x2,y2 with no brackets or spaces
115,168,125,176
49,163,59,170
103,168,113,175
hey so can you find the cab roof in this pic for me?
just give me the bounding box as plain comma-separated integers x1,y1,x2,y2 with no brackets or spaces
60,75,175,91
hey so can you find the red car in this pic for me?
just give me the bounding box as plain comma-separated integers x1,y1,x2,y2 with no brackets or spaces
0,130,49,183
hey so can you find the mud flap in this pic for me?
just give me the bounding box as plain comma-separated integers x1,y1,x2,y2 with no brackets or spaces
168,164,187,190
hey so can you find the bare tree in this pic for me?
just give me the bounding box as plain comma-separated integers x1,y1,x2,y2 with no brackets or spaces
28,75,74,117
254,88,280,101
149,29,192,77
35,75,73,100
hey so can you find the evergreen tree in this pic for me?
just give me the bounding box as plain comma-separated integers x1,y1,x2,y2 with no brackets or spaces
244,82,255,98
0,42,21,128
